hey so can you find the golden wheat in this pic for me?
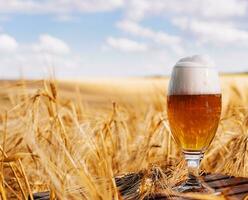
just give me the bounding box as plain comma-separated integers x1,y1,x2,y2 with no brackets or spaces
0,75,246,199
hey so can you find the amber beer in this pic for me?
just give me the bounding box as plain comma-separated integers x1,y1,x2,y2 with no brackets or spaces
167,94,221,151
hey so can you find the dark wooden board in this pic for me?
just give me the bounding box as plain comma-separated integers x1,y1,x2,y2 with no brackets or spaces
146,174,248,200
30,174,248,200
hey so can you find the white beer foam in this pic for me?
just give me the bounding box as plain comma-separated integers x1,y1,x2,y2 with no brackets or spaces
169,55,221,95
175,55,215,68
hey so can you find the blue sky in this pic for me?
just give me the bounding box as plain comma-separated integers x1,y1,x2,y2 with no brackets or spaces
0,0,248,79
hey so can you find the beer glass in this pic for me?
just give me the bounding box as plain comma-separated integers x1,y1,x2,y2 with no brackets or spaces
167,55,221,192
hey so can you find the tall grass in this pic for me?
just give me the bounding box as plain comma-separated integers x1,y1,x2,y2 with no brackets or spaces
0,77,247,199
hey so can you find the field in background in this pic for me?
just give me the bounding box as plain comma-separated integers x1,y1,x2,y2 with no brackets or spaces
1,74,247,111
0,74,247,199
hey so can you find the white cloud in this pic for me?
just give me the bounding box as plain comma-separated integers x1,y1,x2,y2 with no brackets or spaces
173,18,248,46
0,33,84,78
0,0,124,14
124,0,149,21
106,37,148,52
117,20,183,54
0,34,18,52
124,0,248,22
117,20,180,45
33,34,70,54
197,0,247,18
0,0,245,19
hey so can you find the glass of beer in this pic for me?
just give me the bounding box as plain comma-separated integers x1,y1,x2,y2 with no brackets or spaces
167,55,221,192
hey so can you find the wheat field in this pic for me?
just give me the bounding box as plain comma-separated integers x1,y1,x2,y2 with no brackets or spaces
0,74,247,199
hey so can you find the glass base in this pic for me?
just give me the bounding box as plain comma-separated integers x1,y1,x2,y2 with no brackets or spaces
174,175,211,193
174,151,216,194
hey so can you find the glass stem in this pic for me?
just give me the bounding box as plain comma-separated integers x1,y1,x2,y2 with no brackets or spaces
184,152,203,186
